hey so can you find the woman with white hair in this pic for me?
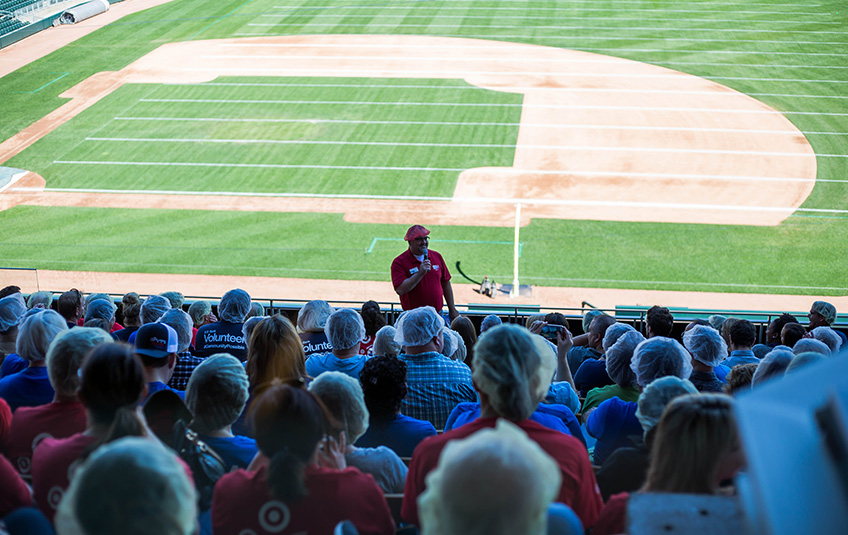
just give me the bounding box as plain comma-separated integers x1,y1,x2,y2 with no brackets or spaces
309,371,408,493
0,309,68,411
297,299,334,358
55,437,197,535
6,328,112,480
212,384,394,535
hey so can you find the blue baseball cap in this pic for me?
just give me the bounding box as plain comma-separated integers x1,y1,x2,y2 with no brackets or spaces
134,323,178,358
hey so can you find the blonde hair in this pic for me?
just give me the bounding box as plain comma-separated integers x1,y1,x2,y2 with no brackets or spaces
246,315,307,397
644,393,738,494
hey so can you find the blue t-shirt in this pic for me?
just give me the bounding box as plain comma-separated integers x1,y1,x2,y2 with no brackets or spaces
355,413,437,457
545,381,580,414
586,397,642,466
566,346,602,379
574,358,615,398
444,402,587,450
199,434,258,470
0,354,27,378
305,353,369,379
722,350,758,369
0,366,54,412
714,364,730,382
144,381,185,402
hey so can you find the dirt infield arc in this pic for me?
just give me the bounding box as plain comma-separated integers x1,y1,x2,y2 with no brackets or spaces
0,34,815,227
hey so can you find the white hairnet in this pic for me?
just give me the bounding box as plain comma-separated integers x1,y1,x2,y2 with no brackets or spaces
297,300,334,332
55,437,197,535
325,308,366,351
629,337,693,387
0,292,26,333
27,291,53,309
46,327,113,397
84,299,115,323
159,291,184,310
17,309,68,362
752,349,794,387
218,288,251,323
308,371,369,443
187,300,211,326
441,329,466,361
419,420,560,535
810,327,842,353
140,295,171,324
683,324,728,367
158,309,193,353
708,314,727,332
394,307,444,347
792,338,831,357
602,322,636,352
635,376,698,433
480,314,502,333
583,309,606,334
186,354,249,434
605,330,644,387
84,293,114,310
373,325,401,357
242,315,268,345
786,352,828,375
472,325,554,422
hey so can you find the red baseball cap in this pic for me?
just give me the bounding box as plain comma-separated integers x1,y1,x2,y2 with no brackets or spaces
404,225,430,241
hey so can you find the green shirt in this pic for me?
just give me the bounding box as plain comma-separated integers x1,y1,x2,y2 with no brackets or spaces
581,384,640,415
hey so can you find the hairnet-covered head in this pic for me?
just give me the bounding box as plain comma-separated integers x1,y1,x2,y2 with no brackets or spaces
602,322,636,352
218,289,251,323
752,344,771,360
792,338,831,357
372,325,401,357
187,300,212,326
308,371,369,443
186,354,249,434
46,327,113,397
786,352,828,375
325,308,366,351
810,327,842,354
811,301,837,325
583,309,605,334
683,325,728,367
297,300,334,332
630,337,694,387
480,314,502,333
0,292,26,333
242,315,268,346
472,325,555,422
140,295,171,325
158,309,193,353
159,291,184,310
752,349,794,387
605,330,644,387
17,309,68,362
419,419,561,535
394,307,444,347
55,437,196,535
440,329,466,361
27,291,53,310
708,314,727,332
84,299,115,323
636,376,698,433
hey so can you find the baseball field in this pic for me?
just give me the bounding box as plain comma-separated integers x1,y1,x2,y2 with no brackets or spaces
0,0,846,305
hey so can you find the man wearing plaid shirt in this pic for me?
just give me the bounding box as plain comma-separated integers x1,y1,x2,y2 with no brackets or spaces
396,307,475,430
159,308,205,391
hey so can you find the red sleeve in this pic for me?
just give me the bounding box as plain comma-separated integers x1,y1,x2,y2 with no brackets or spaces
351,472,395,535
0,398,11,452
401,434,444,526
391,255,408,291
592,492,630,535
0,454,31,516
439,252,451,282
568,448,605,528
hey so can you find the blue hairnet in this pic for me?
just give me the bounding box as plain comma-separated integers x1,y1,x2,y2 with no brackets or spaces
140,295,171,324
325,308,366,351
394,307,444,347
218,288,251,323
0,292,26,333
602,322,636,352
752,349,794,387
17,309,68,362
636,376,698,433
785,351,827,375
480,314,502,333
605,330,644,387
792,338,831,357
85,299,115,323
629,337,693,387
683,324,728,367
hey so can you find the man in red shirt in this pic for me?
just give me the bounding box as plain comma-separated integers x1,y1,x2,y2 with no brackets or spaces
401,324,604,529
391,225,459,321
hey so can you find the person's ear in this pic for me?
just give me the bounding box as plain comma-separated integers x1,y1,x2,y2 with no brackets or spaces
168,353,177,369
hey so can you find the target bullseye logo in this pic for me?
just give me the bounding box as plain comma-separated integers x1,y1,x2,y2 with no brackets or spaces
258,500,291,533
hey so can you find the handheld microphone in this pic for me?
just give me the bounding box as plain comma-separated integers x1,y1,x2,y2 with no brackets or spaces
422,247,429,262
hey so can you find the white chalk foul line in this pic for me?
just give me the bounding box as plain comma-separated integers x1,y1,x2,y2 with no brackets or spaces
50,161,843,183
205,52,848,61
84,137,826,158
137,98,848,117
226,38,848,46
20,186,848,215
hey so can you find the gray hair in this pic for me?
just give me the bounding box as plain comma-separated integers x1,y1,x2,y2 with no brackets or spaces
17,309,68,362
46,327,113,397
158,309,193,353
141,295,171,324
308,371,369,443
297,300,334,332
372,325,401,357
218,289,251,323
246,302,265,319
325,308,366,351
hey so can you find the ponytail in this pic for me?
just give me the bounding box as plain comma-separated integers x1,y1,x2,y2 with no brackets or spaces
267,447,308,502
82,406,147,461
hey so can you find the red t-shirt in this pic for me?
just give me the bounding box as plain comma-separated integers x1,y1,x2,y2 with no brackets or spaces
0,398,11,452
31,432,97,522
593,492,630,535
402,417,604,528
359,334,375,356
212,464,395,535
0,454,30,516
391,249,451,312
6,401,87,479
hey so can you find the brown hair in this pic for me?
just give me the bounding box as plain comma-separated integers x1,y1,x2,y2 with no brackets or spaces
246,315,307,397
723,364,757,395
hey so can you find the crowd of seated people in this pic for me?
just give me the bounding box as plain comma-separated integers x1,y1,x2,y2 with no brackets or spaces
0,282,844,534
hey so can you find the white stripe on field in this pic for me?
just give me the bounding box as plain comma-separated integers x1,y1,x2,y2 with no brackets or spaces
85,137,825,158
286,1,820,6
50,161,845,183
271,5,828,15
244,23,848,35
225,38,848,46
205,52,848,62
22,186,848,215
137,98,848,116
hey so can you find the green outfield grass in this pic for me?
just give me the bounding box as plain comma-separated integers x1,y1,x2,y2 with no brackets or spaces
1,0,847,297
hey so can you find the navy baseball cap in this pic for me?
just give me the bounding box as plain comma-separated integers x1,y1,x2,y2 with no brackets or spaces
134,323,178,358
